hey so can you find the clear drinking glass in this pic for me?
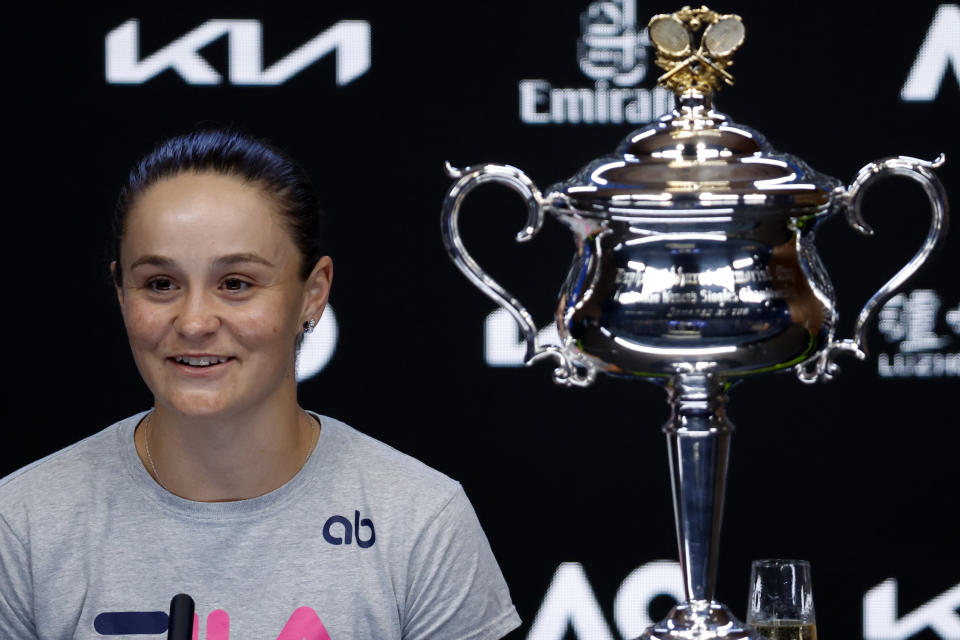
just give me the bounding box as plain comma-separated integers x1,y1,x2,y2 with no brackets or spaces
746,559,817,640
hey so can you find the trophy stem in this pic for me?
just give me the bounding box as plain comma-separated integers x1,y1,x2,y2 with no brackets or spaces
664,373,731,604
633,373,758,640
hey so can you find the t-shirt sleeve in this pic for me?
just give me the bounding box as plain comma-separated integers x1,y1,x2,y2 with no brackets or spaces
0,513,40,639
401,484,521,640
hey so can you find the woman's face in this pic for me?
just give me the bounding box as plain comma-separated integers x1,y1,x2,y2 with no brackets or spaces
115,171,331,419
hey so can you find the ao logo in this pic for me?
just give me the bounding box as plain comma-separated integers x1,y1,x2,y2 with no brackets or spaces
105,19,371,85
527,562,960,640
901,5,960,101
527,561,685,640
296,306,337,382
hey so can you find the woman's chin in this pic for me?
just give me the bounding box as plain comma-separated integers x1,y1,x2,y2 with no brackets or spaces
157,391,241,419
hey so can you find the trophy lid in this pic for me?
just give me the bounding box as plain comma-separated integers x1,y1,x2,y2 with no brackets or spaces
549,6,841,217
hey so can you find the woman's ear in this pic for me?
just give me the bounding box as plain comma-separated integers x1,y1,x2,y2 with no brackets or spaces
302,256,333,324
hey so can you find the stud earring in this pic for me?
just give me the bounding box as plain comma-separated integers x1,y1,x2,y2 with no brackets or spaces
303,319,317,333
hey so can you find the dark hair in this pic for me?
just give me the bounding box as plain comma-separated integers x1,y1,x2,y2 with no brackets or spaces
112,129,325,284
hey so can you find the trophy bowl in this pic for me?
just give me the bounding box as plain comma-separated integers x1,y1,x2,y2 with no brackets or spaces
440,6,948,640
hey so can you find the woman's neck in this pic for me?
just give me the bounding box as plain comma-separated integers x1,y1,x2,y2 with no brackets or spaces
135,397,319,502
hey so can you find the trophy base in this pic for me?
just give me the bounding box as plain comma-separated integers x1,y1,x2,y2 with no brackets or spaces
632,601,764,640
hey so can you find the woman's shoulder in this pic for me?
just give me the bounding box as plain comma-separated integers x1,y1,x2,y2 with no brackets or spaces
312,414,464,505
0,414,141,515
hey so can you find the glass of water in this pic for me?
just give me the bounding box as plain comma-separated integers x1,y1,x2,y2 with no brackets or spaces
746,559,817,640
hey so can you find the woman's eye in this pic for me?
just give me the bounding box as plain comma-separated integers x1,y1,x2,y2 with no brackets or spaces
148,278,175,292
222,278,250,291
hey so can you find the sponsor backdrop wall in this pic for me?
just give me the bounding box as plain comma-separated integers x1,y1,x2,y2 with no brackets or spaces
5,1,959,639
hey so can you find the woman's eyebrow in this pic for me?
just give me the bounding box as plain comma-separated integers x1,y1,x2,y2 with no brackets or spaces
129,254,175,270
214,253,276,268
128,253,276,270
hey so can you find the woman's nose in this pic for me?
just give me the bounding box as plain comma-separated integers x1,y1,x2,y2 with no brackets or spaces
173,291,221,337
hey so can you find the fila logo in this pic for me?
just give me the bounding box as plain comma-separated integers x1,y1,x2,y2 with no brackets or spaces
94,606,332,639
901,4,960,101
105,19,371,86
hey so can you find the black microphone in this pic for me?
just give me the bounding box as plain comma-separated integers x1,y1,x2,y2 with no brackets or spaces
167,593,195,640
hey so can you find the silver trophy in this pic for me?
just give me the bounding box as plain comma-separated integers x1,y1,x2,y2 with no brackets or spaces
441,6,948,640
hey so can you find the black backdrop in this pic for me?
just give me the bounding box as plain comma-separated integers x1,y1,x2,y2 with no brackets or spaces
5,2,960,639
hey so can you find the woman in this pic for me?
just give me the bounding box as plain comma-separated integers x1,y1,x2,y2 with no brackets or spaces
0,130,521,639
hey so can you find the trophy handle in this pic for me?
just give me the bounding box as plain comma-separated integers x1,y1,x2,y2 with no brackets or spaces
798,154,949,383
441,162,597,386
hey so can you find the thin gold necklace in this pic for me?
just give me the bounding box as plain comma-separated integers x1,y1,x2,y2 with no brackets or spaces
142,412,319,493
143,412,167,491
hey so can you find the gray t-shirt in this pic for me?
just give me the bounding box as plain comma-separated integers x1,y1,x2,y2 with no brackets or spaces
0,412,520,639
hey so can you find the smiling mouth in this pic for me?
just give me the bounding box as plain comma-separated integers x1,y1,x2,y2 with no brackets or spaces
172,356,232,368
